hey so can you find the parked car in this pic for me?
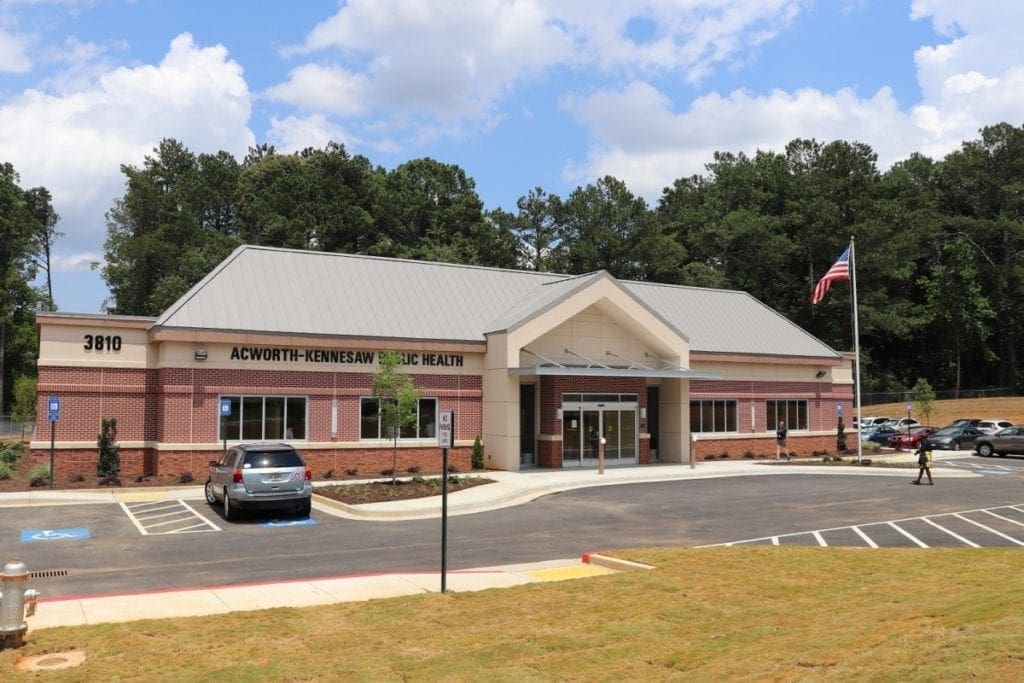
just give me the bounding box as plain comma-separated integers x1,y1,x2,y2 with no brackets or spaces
863,425,899,445
883,417,921,432
947,418,981,428
855,416,891,429
205,442,312,520
887,426,936,449
975,427,1024,457
923,426,985,451
975,419,1013,435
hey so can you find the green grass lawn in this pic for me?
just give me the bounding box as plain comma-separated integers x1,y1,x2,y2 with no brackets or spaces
5,547,1024,681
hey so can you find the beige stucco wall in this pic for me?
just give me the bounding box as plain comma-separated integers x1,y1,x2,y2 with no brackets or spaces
157,341,483,375
38,321,154,368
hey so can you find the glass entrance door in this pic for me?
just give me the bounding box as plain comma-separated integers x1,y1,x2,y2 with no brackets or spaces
561,393,639,467
582,410,600,462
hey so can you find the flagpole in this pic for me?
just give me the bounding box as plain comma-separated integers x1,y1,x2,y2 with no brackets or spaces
850,237,863,463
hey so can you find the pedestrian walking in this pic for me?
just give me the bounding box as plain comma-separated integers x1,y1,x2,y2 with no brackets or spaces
776,420,788,460
913,444,934,485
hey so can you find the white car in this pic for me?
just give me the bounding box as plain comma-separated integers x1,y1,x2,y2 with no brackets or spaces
855,416,890,429
883,417,921,432
976,419,1014,435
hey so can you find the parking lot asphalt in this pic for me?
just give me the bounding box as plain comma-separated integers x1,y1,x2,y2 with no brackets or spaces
4,452,982,631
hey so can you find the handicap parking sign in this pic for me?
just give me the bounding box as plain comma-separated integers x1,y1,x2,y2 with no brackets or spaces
48,396,61,422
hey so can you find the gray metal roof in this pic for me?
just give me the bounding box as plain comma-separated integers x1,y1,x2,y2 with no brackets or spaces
153,245,840,358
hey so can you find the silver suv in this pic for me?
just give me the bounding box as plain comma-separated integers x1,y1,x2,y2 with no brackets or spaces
204,443,312,520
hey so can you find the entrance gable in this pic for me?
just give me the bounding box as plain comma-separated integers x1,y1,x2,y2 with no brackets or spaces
495,271,690,370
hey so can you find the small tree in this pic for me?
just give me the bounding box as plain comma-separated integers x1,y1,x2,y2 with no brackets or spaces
471,436,485,470
836,417,847,454
97,417,120,478
11,376,36,440
372,351,420,485
911,378,936,425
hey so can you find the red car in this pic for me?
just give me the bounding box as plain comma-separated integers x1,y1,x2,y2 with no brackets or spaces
887,426,936,449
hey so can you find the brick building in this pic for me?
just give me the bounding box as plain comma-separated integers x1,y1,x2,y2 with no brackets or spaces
34,246,853,478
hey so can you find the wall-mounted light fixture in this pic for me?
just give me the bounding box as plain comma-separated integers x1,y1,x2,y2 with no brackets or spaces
194,349,208,361
815,370,827,378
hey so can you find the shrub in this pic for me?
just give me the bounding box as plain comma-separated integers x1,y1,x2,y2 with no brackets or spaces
0,462,13,480
70,472,85,483
135,475,151,484
471,436,485,469
742,451,755,459
29,464,50,487
406,465,420,474
97,417,120,478
380,468,395,477
447,474,460,484
447,464,460,473
177,472,195,484
322,469,335,480
98,475,122,487
1,440,23,464
718,452,730,459
703,454,716,461
344,468,359,477
411,475,426,484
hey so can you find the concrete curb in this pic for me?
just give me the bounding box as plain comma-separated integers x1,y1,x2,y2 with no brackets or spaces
582,552,654,572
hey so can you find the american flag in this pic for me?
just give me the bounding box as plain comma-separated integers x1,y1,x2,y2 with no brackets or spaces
811,247,851,304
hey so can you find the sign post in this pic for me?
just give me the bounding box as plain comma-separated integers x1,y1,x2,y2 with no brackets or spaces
47,397,60,488
437,410,454,593
219,398,232,456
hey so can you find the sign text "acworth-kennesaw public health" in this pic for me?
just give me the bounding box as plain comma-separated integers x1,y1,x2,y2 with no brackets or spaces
229,347,464,367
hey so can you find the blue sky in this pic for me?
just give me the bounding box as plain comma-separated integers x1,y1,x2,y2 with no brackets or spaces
1,0,1022,314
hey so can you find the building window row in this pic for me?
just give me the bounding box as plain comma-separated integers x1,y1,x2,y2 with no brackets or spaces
360,397,438,440
218,396,440,442
219,396,307,441
689,399,809,433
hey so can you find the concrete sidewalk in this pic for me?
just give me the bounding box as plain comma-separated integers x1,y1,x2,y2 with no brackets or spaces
7,454,976,632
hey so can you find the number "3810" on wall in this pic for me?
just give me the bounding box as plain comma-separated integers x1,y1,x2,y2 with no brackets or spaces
83,334,122,352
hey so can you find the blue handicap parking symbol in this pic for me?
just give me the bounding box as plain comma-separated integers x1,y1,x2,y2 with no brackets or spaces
21,527,91,542
259,517,317,528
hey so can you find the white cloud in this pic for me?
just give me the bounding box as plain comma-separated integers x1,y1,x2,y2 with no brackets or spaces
267,113,358,152
51,251,100,273
562,3,1024,201
562,82,920,199
267,0,801,151
0,33,255,256
0,26,31,72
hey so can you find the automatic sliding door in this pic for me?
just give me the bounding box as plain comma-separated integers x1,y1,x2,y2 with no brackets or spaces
563,409,581,463
582,410,600,462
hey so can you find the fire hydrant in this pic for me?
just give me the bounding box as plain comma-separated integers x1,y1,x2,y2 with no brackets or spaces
0,558,40,649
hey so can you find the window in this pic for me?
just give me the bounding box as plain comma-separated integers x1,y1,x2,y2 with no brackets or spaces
766,400,808,431
689,400,738,433
219,396,307,441
360,397,438,440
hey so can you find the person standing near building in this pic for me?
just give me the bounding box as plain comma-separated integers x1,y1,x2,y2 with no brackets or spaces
913,443,934,485
776,420,788,460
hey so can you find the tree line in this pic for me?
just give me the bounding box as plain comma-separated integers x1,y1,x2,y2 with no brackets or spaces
2,122,1023,412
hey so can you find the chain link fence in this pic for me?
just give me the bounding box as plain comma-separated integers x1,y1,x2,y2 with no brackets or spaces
0,415,34,439
861,387,1015,406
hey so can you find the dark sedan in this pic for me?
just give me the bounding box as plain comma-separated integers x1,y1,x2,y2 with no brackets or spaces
975,427,1024,457
924,426,985,451
863,425,899,446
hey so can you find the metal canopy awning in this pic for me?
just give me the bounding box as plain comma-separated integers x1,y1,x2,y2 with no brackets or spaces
509,348,722,379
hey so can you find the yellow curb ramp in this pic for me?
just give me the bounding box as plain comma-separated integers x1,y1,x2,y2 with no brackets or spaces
525,564,615,582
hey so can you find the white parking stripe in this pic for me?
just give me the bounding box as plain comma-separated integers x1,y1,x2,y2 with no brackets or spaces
888,521,928,548
812,531,827,547
771,537,780,545
955,513,1024,546
851,525,878,548
922,517,980,547
121,499,221,535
